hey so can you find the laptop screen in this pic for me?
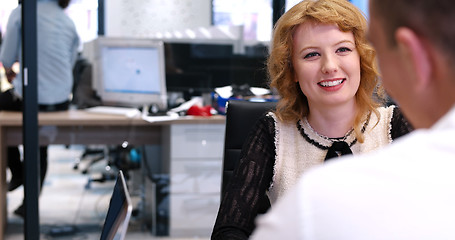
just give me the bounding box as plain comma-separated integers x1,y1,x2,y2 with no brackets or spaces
100,170,133,240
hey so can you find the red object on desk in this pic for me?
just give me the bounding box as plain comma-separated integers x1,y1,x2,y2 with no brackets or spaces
186,105,213,116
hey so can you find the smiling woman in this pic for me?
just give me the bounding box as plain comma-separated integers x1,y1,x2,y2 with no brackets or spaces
292,23,361,125
211,0,414,239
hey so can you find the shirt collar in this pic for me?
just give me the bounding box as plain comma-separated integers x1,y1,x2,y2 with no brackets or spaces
431,103,455,130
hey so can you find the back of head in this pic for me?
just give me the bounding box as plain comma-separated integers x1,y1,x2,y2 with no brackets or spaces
58,0,70,9
370,0,455,61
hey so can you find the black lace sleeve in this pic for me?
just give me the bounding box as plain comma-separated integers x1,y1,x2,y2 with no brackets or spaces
211,113,276,240
391,106,414,140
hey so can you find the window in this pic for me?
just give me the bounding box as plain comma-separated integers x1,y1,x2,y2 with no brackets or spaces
65,0,99,49
212,0,273,42
0,0,98,49
286,0,369,20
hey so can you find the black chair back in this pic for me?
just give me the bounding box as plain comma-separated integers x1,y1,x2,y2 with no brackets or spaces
221,100,277,197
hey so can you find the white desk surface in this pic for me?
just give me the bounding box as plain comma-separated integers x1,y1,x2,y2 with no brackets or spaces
0,110,226,126
0,109,225,238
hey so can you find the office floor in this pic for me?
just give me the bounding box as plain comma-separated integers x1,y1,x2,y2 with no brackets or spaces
5,145,210,240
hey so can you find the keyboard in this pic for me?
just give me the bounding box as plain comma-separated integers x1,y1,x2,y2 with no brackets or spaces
147,111,170,117
84,106,141,116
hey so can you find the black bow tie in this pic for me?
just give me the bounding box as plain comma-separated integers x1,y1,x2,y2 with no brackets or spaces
324,141,353,161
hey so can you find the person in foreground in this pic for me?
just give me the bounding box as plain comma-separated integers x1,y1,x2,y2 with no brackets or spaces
211,0,413,239
250,0,455,239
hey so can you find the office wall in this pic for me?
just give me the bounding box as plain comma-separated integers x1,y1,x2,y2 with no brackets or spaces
105,0,212,37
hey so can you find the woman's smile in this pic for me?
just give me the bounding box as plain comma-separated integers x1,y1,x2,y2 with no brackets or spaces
318,78,346,89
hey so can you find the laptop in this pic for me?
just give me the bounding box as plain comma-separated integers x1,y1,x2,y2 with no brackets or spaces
99,170,133,240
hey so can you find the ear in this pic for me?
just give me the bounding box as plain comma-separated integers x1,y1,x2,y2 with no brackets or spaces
395,27,432,91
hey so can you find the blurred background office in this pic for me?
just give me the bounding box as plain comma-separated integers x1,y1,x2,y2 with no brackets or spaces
0,0,369,239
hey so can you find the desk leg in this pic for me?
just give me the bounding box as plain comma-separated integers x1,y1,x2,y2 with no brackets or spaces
0,126,5,238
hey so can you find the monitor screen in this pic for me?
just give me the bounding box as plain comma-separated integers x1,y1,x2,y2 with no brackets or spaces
102,47,162,96
86,37,167,110
164,42,268,92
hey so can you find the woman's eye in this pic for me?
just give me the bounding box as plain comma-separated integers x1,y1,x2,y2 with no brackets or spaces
304,52,320,59
336,47,352,53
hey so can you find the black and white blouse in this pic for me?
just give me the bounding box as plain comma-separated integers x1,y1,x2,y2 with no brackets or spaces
211,105,413,240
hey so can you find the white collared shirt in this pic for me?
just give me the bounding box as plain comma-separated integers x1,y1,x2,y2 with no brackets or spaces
251,105,455,240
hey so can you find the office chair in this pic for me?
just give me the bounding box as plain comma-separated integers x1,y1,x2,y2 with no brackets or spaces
71,55,106,173
71,54,102,109
221,99,276,214
71,55,133,182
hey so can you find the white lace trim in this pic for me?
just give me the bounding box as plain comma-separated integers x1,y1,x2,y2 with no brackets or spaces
266,106,395,204
267,111,279,191
300,118,357,148
387,105,395,142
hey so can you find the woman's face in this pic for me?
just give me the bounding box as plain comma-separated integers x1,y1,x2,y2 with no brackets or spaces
292,22,361,110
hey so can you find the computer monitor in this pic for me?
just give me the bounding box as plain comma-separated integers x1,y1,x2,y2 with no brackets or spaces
164,42,267,90
84,37,167,110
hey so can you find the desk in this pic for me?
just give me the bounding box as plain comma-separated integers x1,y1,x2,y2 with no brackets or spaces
0,110,225,237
